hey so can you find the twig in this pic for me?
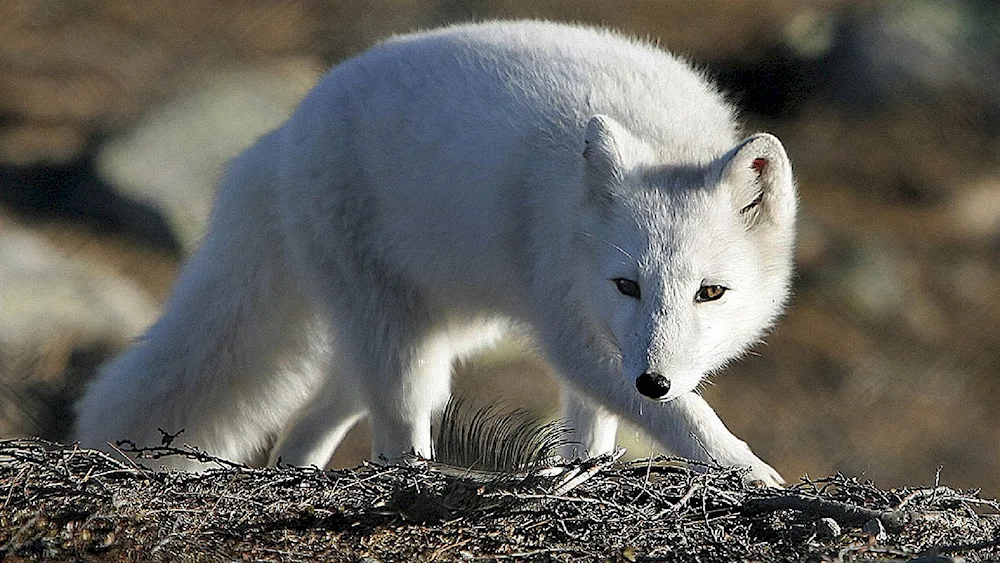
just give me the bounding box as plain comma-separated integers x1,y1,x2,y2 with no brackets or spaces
429,537,474,560
743,493,909,530
492,490,630,512
669,483,702,512
105,442,150,477
493,546,593,559
895,487,951,511
932,533,1000,555
3,466,28,509
551,448,624,495
895,486,1000,513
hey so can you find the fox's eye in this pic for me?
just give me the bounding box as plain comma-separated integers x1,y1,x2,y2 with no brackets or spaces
613,278,641,299
695,285,727,302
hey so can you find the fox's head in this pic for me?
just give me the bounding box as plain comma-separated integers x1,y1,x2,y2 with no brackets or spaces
574,115,797,402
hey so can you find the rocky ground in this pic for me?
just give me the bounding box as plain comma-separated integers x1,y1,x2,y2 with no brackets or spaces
2,1,1000,558
2,438,998,561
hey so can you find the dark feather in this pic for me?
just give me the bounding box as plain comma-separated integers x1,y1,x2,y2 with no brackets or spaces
433,396,572,475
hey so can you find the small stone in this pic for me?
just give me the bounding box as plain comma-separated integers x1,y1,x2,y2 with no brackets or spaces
862,518,887,542
813,517,841,539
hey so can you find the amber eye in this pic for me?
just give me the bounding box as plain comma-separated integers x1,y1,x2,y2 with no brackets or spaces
695,285,727,303
614,278,641,299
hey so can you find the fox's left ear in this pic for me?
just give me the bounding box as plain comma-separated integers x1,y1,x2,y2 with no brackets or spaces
717,133,796,231
582,114,628,211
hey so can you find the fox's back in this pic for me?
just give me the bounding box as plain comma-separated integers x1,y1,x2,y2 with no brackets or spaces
282,21,741,311
332,20,739,164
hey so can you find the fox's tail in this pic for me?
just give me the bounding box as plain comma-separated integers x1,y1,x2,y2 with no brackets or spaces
74,130,324,469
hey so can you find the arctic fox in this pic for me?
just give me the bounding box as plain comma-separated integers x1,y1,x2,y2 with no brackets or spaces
75,21,796,485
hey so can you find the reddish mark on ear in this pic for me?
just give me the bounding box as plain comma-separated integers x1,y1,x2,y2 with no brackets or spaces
751,157,768,173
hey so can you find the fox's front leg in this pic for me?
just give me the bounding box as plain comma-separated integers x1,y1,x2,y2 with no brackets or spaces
560,385,619,460
655,392,783,486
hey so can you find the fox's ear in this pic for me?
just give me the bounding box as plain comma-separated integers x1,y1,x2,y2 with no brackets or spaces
582,114,626,210
718,133,796,231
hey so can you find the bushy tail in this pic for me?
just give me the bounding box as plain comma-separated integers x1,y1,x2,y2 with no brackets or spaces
74,130,324,469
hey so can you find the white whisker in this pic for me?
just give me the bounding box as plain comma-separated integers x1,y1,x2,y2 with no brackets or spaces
575,230,634,262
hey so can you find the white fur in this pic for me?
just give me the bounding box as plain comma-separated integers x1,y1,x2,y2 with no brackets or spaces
75,21,796,485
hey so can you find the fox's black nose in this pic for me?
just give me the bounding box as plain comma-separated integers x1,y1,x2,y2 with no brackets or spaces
636,371,671,399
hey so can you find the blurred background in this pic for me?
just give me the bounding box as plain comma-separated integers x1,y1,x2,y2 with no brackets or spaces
1,1,998,496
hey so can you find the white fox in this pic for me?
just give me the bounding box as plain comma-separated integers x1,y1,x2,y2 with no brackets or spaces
75,20,796,485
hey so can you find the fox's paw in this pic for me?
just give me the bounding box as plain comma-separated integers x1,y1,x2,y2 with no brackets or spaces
710,438,784,487
742,458,784,488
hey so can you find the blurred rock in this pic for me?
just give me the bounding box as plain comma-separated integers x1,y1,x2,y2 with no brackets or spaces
0,1,324,166
824,242,907,319
96,59,319,251
0,156,183,255
0,124,88,167
950,177,1000,240
823,0,1000,129
0,224,158,441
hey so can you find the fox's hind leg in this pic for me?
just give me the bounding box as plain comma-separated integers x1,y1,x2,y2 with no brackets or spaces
269,368,367,468
302,277,458,463
267,293,455,465
273,332,453,465
364,330,456,461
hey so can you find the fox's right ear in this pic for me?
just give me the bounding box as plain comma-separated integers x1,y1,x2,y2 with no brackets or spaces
583,115,626,210
718,133,796,232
